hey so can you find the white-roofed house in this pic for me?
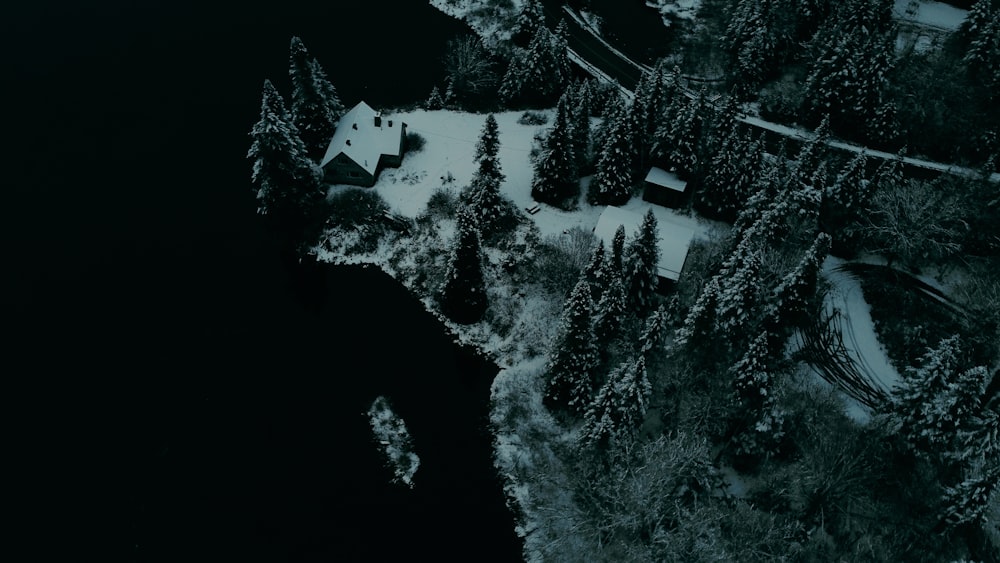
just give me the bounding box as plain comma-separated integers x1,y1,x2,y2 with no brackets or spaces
320,101,407,187
593,205,696,287
642,166,688,209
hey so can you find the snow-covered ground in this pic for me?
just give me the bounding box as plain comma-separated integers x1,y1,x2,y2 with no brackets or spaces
645,0,701,27
429,0,522,46
368,396,420,488
820,256,903,395
316,106,718,560
893,0,968,31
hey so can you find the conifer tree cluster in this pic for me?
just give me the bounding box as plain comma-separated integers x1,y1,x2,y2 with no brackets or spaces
439,206,488,325
288,36,344,158
961,0,1000,95
887,335,1000,530
500,22,571,107
579,356,652,448
531,93,579,206
247,79,324,230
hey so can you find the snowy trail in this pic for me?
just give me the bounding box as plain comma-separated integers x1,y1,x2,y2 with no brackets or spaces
821,257,902,396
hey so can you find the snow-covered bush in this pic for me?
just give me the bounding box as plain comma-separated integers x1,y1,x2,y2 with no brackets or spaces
517,110,548,126
367,396,420,488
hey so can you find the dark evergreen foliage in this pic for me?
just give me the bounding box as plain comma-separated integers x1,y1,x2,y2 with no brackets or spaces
624,209,661,315
439,206,488,324
288,37,344,158
247,79,324,229
545,279,600,414
531,94,579,206
588,103,634,206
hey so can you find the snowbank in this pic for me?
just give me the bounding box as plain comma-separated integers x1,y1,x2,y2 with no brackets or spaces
645,0,701,27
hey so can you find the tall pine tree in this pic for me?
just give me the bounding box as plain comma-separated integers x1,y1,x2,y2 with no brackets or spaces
288,37,344,158
579,356,652,448
588,103,634,206
545,279,600,414
439,206,488,324
468,114,509,237
624,209,661,315
532,93,579,206
247,79,324,228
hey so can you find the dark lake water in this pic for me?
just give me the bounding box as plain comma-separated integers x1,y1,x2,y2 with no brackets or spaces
6,1,521,561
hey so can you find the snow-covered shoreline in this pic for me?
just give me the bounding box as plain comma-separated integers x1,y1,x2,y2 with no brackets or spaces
314,107,717,560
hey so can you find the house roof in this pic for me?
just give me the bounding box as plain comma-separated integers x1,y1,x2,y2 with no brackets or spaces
644,166,687,192
320,101,404,176
593,205,696,281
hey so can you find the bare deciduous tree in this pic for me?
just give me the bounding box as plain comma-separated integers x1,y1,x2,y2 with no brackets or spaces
443,35,497,102
857,179,967,270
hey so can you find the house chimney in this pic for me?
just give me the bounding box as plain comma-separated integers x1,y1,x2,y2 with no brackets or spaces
374,112,382,127
352,122,358,130
388,119,393,127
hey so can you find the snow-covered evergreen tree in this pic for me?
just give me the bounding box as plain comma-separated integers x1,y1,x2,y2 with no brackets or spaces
570,81,593,172
802,7,893,138
891,335,969,455
553,19,573,90
511,0,546,47
639,303,671,360
532,93,578,206
624,209,661,315
672,275,721,352
593,269,627,347
425,85,445,110
727,0,784,97
500,25,563,105
579,356,652,448
605,224,627,276
288,37,344,158
439,206,488,324
468,114,509,236
658,87,709,179
588,104,634,206
545,279,600,414
940,460,1000,529
732,330,776,413
730,331,788,457
699,128,764,222
766,232,832,332
715,249,762,341
583,240,606,298
247,79,324,225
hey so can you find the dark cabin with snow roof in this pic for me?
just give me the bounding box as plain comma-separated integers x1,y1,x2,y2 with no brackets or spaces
641,166,689,209
320,101,407,187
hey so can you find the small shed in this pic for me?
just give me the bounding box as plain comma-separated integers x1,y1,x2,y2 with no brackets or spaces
593,205,696,285
320,101,407,187
642,166,688,209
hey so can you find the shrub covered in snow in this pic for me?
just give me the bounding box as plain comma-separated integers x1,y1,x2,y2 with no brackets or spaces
367,396,420,488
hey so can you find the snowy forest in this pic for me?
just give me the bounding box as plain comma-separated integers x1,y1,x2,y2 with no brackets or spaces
247,1,1000,560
